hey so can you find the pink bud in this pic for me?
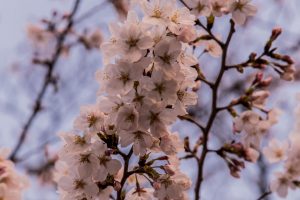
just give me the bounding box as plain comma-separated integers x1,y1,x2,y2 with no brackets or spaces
153,182,161,190
271,27,282,41
178,26,197,43
282,55,294,65
254,72,264,84
114,181,121,191
245,148,259,163
163,165,176,176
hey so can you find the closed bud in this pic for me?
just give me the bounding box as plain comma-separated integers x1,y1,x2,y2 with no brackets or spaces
192,80,201,92
249,52,257,61
163,165,176,176
157,156,169,161
245,148,259,163
282,55,294,65
271,27,282,41
153,182,161,190
254,72,263,84
114,181,121,191
259,76,273,87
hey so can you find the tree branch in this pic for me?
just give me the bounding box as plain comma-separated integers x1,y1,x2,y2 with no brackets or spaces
194,20,235,200
257,191,272,200
117,147,133,200
9,0,82,162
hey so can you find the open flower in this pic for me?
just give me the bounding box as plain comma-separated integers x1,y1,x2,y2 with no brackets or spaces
154,38,182,76
143,70,178,104
141,0,175,25
234,111,271,148
74,104,105,134
263,139,289,163
119,129,154,155
270,172,295,198
91,141,122,182
116,104,139,131
167,6,195,35
185,0,211,17
58,170,98,200
99,57,151,95
229,0,257,25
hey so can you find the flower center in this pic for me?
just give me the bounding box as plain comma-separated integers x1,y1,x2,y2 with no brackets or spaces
177,90,185,101
87,114,97,127
171,12,179,23
74,136,86,146
79,153,91,163
74,179,86,190
126,113,136,122
119,72,130,85
149,111,160,125
196,3,205,12
126,37,139,48
160,53,172,65
152,8,162,18
154,83,166,95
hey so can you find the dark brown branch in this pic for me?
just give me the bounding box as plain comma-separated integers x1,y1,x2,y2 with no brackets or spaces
9,0,82,162
257,191,272,200
117,147,133,200
178,115,205,132
194,20,235,200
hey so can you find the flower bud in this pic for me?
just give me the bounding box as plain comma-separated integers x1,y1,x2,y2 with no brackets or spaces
163,165,176,176
251,90,270,107
271,27,282,41
259,76,273,87
192,80,201,92
282,55,294,65
178,26,197,43
114,181,122,191
153,182,161,190
245,148,259,163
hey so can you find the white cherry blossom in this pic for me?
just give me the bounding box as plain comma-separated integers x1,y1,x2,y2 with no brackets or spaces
154,37,182,76
125,188,156,200
91,141,122,182
263,138,289,163
119,129,154,155
185,0,212,17
229,0,257,25
74,104,105,134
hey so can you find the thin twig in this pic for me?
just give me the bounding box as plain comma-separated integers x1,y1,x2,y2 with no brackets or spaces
257,191,272,200
178,115,205,132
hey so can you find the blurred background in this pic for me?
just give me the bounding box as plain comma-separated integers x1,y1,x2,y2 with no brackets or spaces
0,0,299,199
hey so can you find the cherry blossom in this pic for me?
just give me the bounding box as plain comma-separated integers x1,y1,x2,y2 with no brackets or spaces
263,139,289,163
0,148,28,200
185,0,212,17
229,0,257,25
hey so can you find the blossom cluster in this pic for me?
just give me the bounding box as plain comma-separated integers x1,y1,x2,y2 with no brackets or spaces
263,97,300,198
0,149,28,200
54,0,204,199
53,0,298,200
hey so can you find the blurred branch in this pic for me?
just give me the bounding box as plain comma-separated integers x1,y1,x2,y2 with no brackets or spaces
26,158,56,176
9,0,82,162
257,157,270,200
257,191,272,200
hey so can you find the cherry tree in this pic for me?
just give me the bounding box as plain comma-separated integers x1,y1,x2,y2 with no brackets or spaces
1,0,299,200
